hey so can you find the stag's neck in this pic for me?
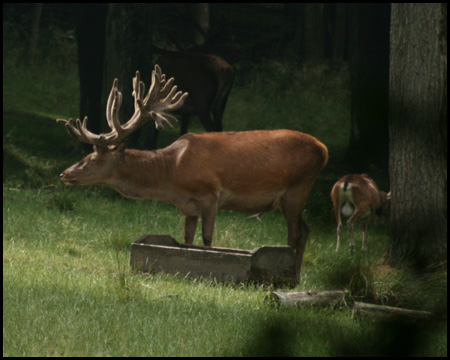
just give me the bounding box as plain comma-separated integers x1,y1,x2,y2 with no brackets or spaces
106,148,174,200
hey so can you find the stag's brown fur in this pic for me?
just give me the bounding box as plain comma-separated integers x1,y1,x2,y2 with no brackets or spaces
61,130,328,281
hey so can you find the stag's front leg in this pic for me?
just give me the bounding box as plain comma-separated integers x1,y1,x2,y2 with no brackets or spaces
184,216,198,245
201,210,217,247
200,197,218,247
361,226,368,251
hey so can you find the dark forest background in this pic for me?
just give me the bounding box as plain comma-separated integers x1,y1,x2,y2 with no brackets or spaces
4,3,389,171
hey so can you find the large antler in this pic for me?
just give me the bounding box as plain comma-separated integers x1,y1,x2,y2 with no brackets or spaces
57,65,188,146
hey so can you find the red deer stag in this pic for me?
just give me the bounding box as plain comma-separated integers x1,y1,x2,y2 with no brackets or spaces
156,52,234,134
331,174,390,252
57,65,328,282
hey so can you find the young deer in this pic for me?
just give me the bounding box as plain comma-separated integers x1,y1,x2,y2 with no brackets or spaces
57,65,328,282
331,174,390,252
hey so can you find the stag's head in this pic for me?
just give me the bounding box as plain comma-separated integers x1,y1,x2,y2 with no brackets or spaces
57,65,188,185
60,143,127,185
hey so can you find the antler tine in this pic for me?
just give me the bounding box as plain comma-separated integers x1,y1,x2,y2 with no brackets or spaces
57,116,107,146
143,64,189,130
158,77,175,99
108,85,124,137
146,65,163,104
132,71,143,107
56,118,85,143
106,78,119,131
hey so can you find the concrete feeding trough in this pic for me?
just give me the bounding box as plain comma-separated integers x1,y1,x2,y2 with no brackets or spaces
130,234,297,286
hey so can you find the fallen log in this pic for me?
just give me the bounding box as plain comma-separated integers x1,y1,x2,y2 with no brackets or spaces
352,302,434,322
269,290,346,307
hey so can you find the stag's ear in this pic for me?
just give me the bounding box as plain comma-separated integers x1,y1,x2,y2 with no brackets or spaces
117,140,128,152
93,145,109,154
112,141,128,153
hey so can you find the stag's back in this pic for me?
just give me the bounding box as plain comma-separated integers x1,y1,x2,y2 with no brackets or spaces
169,130,328,213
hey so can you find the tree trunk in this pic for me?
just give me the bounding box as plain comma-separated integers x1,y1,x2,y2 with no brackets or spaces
348,4,390,172
304,3,325,60
192,3,210,48
103,4,154,148
388,4,447,268
332,3,348,61
75,4,108,135
27,3,43,66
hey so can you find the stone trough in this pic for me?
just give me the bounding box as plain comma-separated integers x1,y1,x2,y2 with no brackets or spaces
130,234,297,286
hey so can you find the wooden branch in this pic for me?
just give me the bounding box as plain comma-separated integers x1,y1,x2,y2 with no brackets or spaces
269,292,439,323
269,290,346,307
352,302,434,321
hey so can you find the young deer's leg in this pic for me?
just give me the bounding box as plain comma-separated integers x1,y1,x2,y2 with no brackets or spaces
347,220,356,253
346,205,370,253
335,209,342,252
361,222,369,251
361,213,375,251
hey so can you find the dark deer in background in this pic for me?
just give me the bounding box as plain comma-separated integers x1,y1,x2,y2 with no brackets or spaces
331,174,390,252
57,65,328,282
156,52,234,134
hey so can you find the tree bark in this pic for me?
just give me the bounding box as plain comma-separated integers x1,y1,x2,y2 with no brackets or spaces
304,3,325,60
332,3,348,61
75,4,108,135
27,3,43,66
388,4,447,267
103,4,155,148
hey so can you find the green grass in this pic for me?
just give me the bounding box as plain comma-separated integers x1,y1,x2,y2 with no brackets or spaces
3,35,446,356
3,186,447,356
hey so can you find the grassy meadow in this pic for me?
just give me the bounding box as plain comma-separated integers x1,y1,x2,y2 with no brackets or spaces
3,35,447,356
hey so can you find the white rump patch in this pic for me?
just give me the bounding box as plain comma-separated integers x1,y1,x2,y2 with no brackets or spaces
341,202,354,217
